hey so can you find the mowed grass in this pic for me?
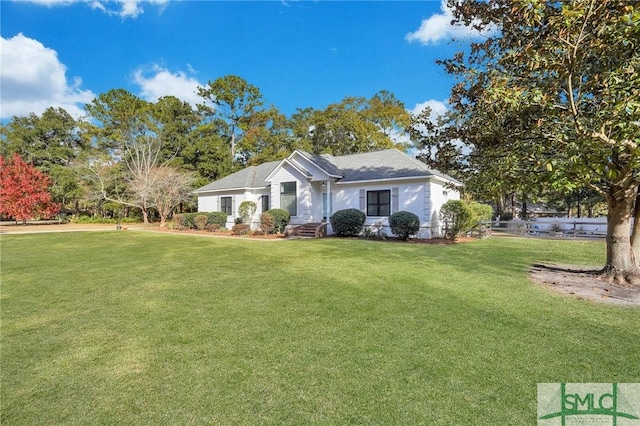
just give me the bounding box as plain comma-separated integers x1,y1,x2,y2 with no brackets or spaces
1,232,639,424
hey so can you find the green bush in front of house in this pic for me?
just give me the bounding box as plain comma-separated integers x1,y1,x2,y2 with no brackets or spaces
194,215,208,230
206,211,228,227
172,212,228,229
469,202,494,223
330,208,366,237
389,211,420,240
439,200,475,240
265,209,290,233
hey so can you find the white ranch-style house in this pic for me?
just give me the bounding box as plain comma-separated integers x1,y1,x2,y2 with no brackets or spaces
195,149,461,238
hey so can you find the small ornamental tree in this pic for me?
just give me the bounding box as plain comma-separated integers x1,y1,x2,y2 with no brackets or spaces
0,154,60,223
238,201,257,224
389,211,420,240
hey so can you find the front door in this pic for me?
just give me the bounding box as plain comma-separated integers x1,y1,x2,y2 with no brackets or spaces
322,192,333,220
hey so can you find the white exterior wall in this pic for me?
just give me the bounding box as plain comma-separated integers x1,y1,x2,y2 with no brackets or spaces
331,178,460,239
268,163,310,225
197,188,269,229
426,180,460,238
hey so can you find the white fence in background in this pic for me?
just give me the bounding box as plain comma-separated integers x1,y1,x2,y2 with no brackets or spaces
486,217,621,239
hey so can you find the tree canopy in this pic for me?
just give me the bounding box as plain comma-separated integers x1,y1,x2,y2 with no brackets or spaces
1,74,412,223
423,0,639,280
0,153,60,223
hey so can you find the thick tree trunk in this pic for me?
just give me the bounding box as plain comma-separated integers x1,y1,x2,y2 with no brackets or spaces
141,206,149,224
603,185,640,283
631,188,640,267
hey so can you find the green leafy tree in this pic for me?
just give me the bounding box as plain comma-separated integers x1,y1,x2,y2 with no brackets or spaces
291,91,411,156
0,107,86,212
430,0,640,280
197,75,265,160
237,107,301,165
83,90,189,223
182,124,236,186
152,96,200,167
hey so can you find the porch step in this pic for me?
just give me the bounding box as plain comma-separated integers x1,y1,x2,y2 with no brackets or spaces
289,222,327,238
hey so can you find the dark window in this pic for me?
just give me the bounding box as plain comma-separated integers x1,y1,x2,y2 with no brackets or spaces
262,195,269,213
221,196,232,216
280,182,297,216
367,190,391,216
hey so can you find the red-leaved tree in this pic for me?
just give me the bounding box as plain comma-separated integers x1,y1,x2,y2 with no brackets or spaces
0,154,60,223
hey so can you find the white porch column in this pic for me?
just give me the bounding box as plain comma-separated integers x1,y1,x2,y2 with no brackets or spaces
327,179,332,218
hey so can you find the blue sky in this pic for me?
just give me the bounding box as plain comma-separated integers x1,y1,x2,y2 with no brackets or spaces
1,0,489,121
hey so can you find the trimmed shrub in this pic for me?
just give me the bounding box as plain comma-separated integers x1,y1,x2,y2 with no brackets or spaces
206,211,228,227
194,214,208,230
265,209,290,233
238,201,257,224
470,202,493,223
439,200,475,240
172,213,187,230
389,211,420,240
204,223,221,232
177,212,228,229
232,223,250,236
181,213,197,229
330,208,366,237
260,212,275,234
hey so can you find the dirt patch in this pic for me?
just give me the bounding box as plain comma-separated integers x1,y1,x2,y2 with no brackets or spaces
529,263,640,306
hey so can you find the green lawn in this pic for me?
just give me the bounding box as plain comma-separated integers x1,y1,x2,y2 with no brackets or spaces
1,232,639,424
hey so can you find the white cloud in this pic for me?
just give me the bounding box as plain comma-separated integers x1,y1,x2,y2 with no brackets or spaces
406,0,496,45
411,99,448,118
409,99,449,140
133,65,203,107
19,0,170,19
0,33,95,119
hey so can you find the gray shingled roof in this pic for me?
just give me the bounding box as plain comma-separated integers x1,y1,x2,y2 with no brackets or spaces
326,149,461,183
194,160,280,193
195,149,460,193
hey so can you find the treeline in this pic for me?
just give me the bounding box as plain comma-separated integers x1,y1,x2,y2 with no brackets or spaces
0,75,412,221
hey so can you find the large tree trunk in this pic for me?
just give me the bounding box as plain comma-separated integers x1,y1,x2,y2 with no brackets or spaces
631,188,640,267
141,204,149,224
603,185,640,283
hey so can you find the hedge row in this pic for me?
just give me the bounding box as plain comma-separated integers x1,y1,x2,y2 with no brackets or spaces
173,212,228,229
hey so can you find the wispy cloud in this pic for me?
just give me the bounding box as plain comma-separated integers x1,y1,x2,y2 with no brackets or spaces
411,99,448,118
133,65,202,107
0,33,95,119
405,0,496,45
18,0,170,19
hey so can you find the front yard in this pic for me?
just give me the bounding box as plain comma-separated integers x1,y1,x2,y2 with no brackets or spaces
1,232,638,424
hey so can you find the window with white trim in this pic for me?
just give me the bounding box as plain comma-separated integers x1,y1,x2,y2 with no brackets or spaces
221,196,232,216
367,190,391,216
280,182,297,216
